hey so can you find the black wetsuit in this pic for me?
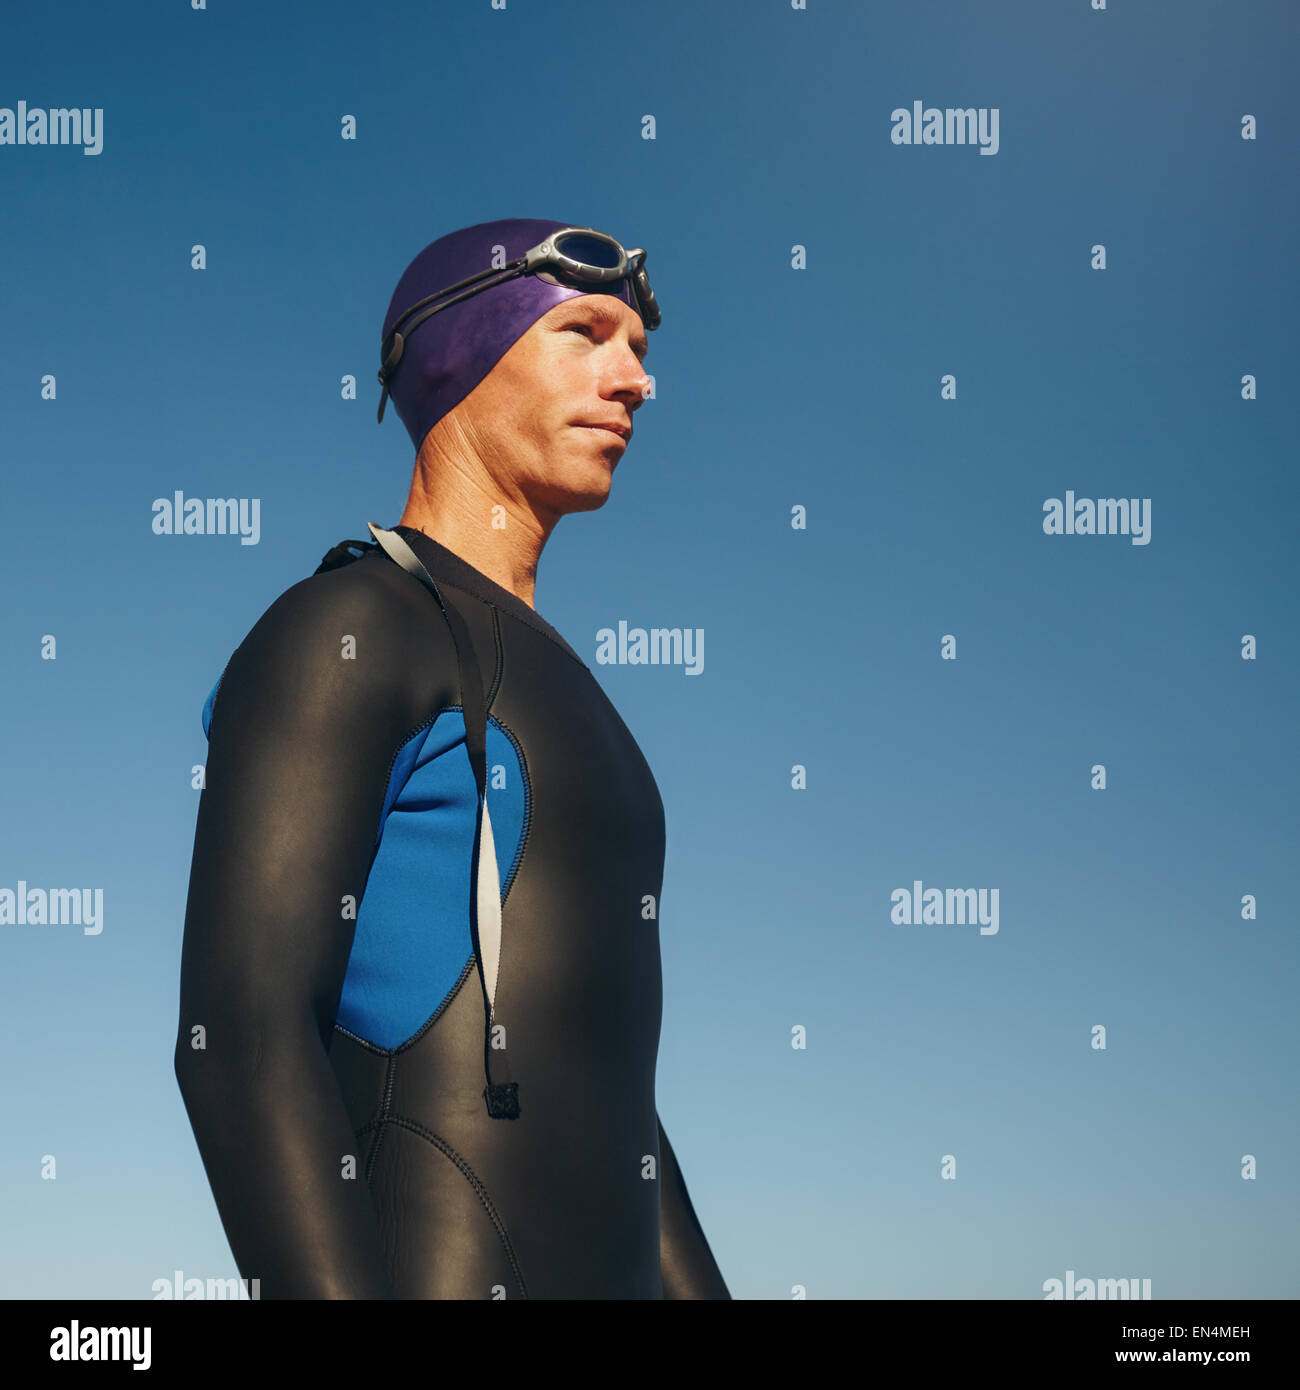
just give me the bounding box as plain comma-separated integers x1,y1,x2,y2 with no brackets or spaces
174,524,729,1299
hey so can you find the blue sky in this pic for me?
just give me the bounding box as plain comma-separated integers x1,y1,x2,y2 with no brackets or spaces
0,0,1296,1299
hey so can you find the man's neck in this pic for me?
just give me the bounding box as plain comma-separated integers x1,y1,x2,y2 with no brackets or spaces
397,488,549,612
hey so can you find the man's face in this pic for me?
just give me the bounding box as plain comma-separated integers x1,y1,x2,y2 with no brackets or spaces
446,293,651,520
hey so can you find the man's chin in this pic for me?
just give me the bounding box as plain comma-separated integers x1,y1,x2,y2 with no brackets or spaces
548,471,615,514
562,487,613,515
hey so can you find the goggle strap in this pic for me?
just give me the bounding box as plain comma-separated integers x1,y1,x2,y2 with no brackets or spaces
390,259,526,334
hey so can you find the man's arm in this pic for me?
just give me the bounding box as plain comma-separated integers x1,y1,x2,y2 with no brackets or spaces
658,1113,730,1299
174,563,446,1299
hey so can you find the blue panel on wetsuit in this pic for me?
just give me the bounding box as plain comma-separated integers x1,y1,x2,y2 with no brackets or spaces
201,680,527,1051
334,709,527,1049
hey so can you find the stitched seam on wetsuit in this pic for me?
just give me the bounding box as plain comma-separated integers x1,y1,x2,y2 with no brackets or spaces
469,579,588,672
380,1047,397,1121
477,606,529,899
379,1114,530,1300
492,714,532,900
361,1117,383,1185
332,1021,390,1056
367,1051,396,1183
486,606,504,706
353,1045,396,1184
396,955,477,1055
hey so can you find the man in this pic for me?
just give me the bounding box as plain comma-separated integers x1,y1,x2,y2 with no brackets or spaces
173,218,730,1299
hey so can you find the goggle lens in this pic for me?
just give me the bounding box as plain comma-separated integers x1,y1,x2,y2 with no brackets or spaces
553,231,624,270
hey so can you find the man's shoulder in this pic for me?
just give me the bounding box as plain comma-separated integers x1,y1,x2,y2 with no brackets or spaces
204,544,459,738
253,544,450,652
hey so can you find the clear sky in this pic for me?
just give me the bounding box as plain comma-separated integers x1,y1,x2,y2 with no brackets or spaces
0,0,1295,1299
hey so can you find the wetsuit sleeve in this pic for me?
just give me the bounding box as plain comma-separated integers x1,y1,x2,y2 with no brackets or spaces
657,1114,730,1298
174,569,424,1299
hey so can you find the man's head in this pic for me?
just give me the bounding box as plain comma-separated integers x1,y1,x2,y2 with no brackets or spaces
379,217,656,528
380,218,654,446
417,290,650,522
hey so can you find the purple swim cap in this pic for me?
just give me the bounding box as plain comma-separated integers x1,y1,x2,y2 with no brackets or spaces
378,218,650,456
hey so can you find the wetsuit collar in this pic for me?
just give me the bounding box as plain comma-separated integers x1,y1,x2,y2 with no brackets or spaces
391,525,587,669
